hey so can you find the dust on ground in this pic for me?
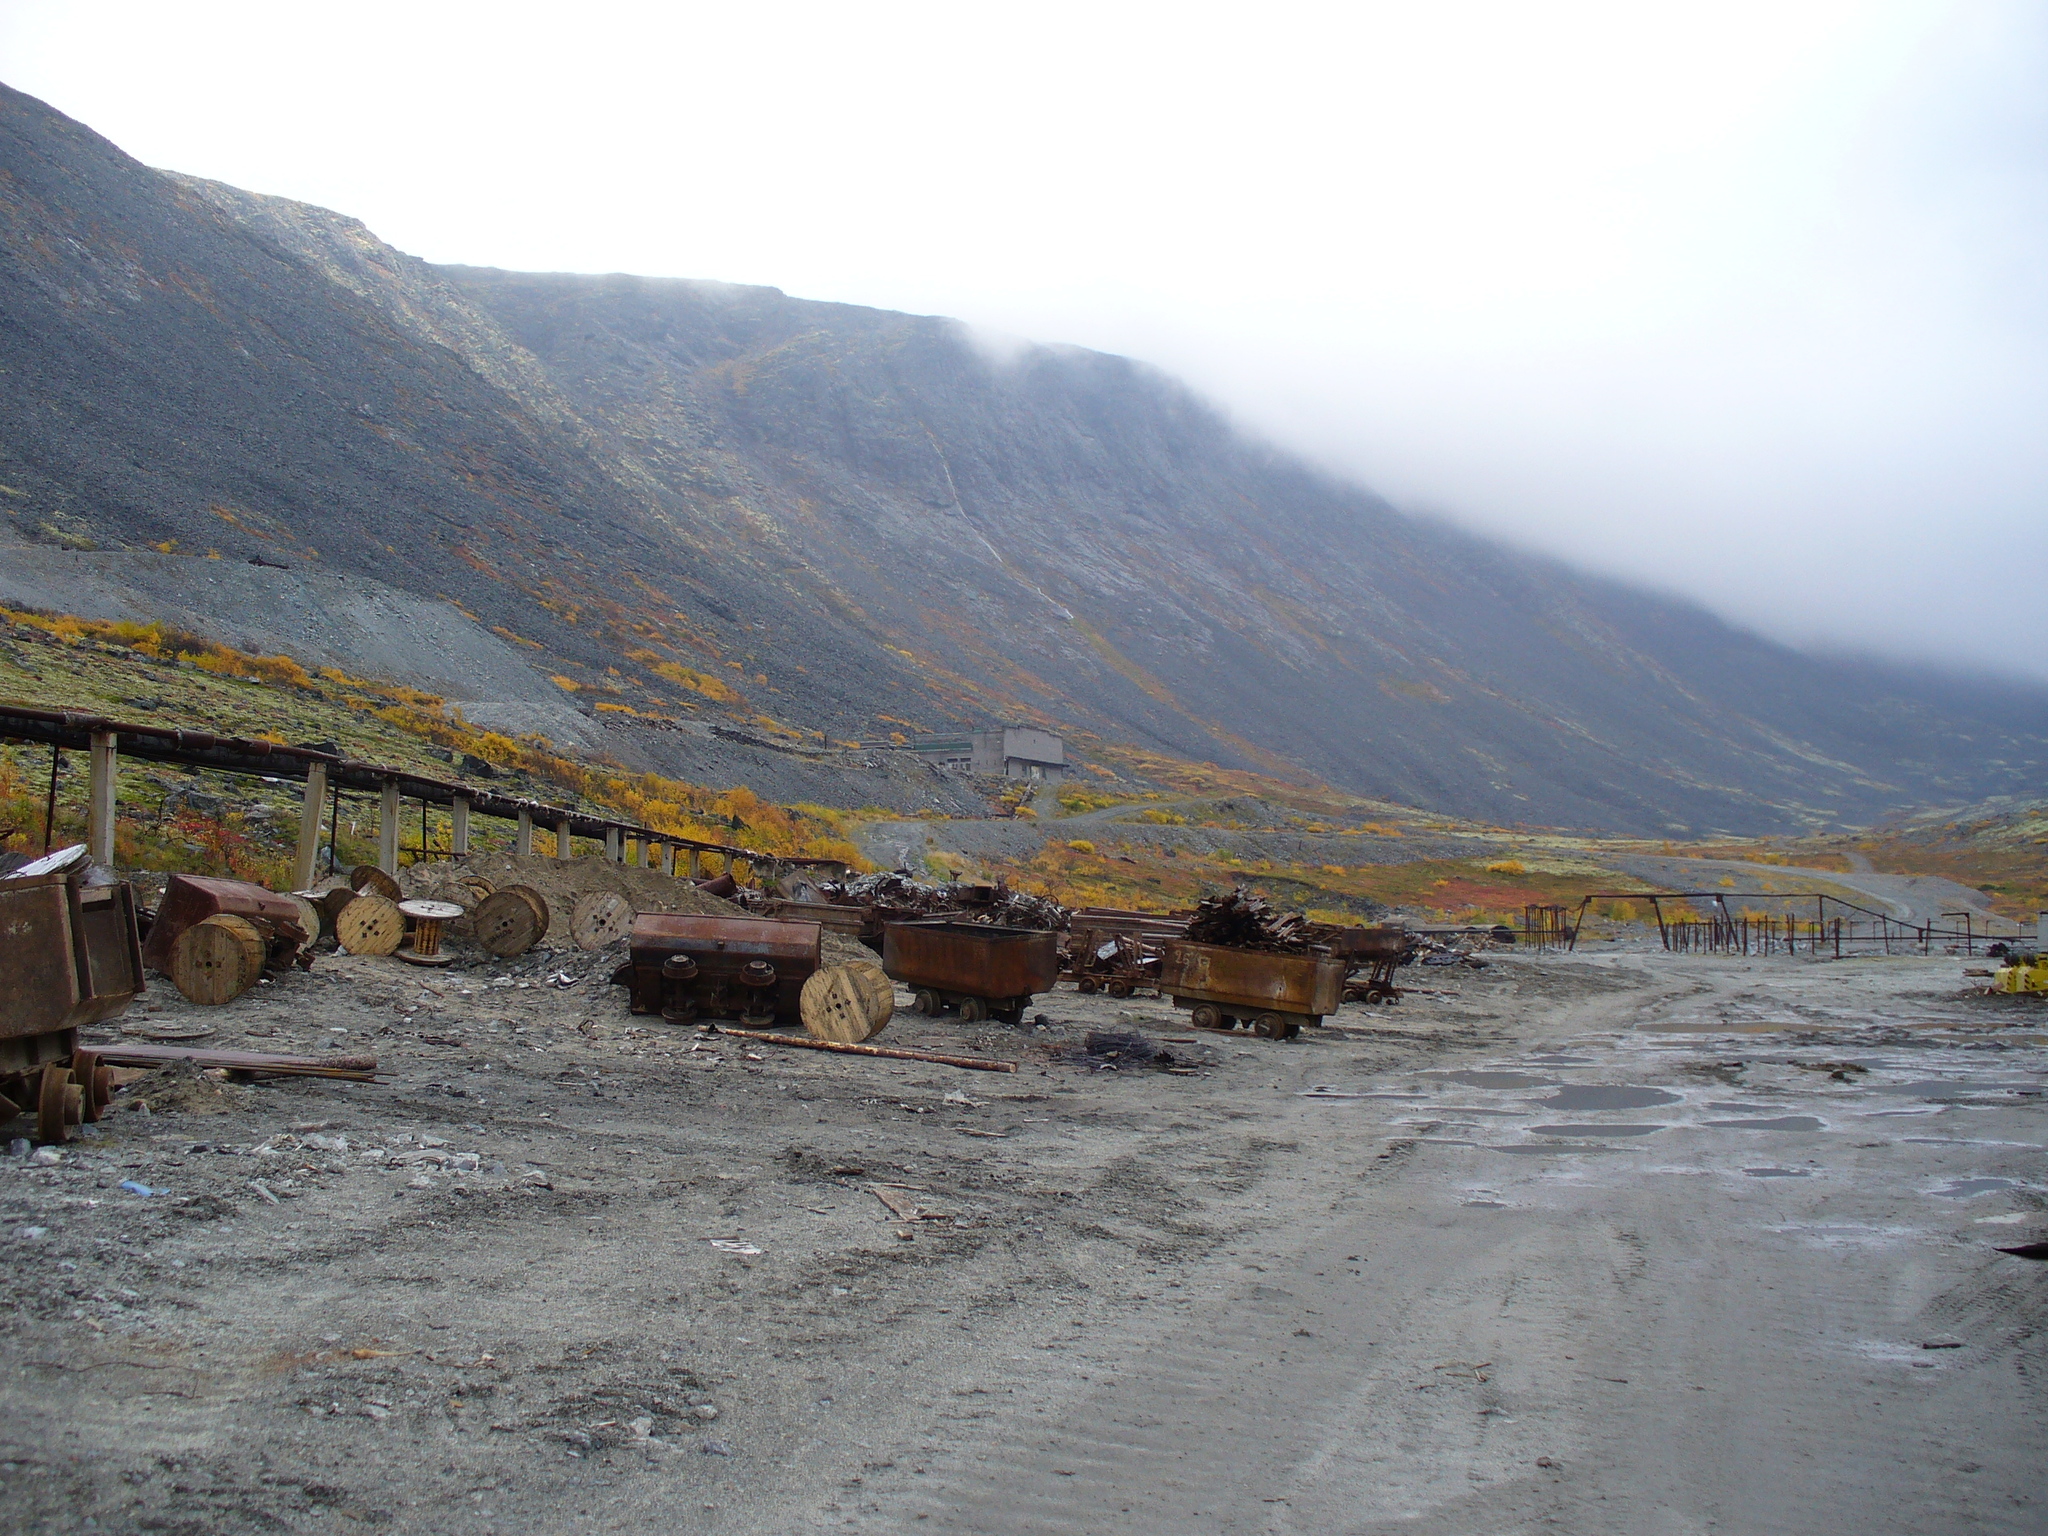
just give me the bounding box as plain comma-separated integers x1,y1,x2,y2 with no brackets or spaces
0,938,2041,1534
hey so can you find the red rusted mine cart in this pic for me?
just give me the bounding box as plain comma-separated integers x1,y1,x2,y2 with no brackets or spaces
883,919,1060,1025
1158,941,1347,1040
619,914,822,1027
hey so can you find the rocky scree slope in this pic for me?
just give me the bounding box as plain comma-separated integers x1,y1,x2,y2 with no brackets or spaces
3,81,2044,834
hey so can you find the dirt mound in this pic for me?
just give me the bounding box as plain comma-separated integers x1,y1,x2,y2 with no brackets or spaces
118,1058,248,1116
400,852,748,930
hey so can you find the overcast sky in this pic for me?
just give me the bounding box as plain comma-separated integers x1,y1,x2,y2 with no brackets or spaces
4,2,2044,681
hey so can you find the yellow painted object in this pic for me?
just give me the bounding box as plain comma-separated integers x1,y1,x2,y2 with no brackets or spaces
1991,956,2048,994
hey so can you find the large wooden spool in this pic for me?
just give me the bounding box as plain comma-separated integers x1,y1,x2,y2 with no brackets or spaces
473,886,549,957
570,891,636,951
315,887,358,937
282,892,324,951
168,913,266,1005
503,885,549,939
335,893,405,957
349,864,402,902
800,961,895,1044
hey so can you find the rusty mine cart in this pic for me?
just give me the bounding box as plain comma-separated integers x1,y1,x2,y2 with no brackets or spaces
1158,940,1348,1039
883,919,1060,1025
620,914,823,1028
1324,926,1414,1006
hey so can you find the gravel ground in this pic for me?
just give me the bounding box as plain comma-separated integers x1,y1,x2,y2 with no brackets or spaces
0,945,2041,1534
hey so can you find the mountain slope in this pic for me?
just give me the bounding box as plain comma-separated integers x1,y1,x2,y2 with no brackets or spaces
3,80,2043,834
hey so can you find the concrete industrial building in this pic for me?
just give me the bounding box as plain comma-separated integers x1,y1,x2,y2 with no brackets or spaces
909,727,1066,781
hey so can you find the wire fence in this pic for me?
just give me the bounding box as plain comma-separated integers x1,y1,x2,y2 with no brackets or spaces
1528,892,2008,957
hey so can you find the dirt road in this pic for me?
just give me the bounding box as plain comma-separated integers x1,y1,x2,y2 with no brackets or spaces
1,945,2041,1534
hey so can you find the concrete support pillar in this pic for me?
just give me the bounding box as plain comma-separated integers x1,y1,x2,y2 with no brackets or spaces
87,731,117,866
515,809,534,857
293,762,328,890
659,844,674,877
378,780,401,875
555,818,572,861
451,796,470,857
685,847,703,879
605,827,622,862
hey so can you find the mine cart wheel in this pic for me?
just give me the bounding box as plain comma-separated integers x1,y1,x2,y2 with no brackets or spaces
913,989,940,1016
958,997,988,1024
70,1050,107,1122
1189,1004,1224,1031
37,1064,72,1144
1106,979,1132,999
1076,978,1098,995
1254,1012,1290,1040
661,1002,698,1026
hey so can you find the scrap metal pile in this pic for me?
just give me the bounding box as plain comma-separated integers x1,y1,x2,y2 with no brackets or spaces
1183,889,1319,953
813,871,1070,932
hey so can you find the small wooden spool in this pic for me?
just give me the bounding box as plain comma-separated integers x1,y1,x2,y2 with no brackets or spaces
570,891,636,951
800,961,895,1044
335,893,405,957
169,913,267,1004
472,888,545,957
458,875,496,905
349,864,402,902
398,898,463,966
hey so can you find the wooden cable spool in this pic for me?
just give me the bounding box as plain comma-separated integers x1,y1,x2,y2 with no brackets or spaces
315,887,358,935
334,893,405,957
349,864,402,902
800,961,895,1044
398,899,463,965
168,913,267,1004
502,885,550,940
458,875,496,905
282,892,323,952
569,891,636,951
472,887,546,957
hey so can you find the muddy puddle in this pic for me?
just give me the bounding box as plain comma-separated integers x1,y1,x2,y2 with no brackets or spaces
1536,1085,1682,1111
1745,1167,1812,1178
1930,1177,2019,1199
1705,1116,1826,1131
1530,1123,1665,1137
